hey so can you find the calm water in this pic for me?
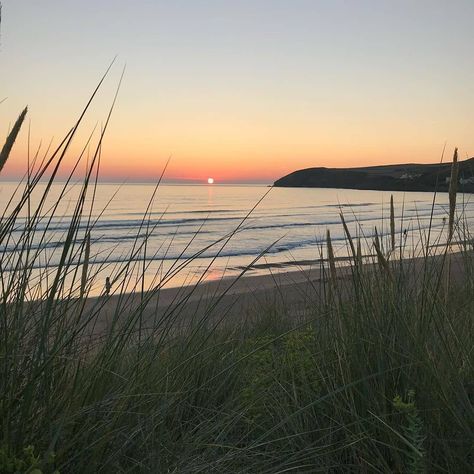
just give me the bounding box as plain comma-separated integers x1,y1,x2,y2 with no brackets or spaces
1,182,473,294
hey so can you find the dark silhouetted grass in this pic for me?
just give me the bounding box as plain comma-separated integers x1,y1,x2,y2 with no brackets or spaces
0,66,472,473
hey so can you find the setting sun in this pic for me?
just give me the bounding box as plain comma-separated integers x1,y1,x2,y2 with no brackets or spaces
207,177,214,184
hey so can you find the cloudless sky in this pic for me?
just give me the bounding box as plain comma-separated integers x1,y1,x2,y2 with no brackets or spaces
1,0,473,183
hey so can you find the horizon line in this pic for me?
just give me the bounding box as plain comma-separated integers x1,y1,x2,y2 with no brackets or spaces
0,177,273,185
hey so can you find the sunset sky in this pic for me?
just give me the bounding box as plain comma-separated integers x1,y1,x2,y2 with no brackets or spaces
1,0,473,183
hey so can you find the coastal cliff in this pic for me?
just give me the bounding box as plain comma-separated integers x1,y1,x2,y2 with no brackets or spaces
274,158,474,192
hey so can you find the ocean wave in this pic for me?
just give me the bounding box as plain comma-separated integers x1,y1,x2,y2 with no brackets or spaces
117,208,247,217
5,216,241,234
0,240,319,271
326,202,377,208
1,208,450,255
6,205,449,235
0,222,447,272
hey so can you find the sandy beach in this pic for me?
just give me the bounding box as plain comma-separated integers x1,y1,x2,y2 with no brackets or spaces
83,249,472,337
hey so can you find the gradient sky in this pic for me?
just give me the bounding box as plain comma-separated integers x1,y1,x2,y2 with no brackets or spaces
1,0,473,183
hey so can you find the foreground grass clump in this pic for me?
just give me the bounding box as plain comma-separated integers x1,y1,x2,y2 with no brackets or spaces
1,66,472,472
1,243,472,472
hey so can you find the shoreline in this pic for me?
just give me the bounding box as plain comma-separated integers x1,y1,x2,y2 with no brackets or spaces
83,249,472,335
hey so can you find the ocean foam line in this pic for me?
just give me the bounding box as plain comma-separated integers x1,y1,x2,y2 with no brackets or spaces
326,202,377,208
0,239,320,271
6,216,241,233
244,210,447,231
0,228,215,253
0,223,447,272
7,205,449,236
3,208,450,251
118,208,246,216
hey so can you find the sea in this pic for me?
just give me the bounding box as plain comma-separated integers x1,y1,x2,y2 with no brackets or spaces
1,182,473,295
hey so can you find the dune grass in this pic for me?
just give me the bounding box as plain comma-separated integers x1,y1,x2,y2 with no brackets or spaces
1,67,473,473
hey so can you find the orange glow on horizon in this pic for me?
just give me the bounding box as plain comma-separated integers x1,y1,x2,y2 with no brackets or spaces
2,139,467,184
0,107,469,183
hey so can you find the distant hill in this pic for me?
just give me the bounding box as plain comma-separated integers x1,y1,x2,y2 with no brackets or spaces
274,158,474,193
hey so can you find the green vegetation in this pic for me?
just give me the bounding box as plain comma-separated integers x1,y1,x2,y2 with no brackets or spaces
1,23,472,474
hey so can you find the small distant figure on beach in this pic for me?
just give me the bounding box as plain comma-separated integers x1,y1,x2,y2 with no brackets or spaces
105,277,111,295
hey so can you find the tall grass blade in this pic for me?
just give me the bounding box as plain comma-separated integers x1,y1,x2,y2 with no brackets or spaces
390,194,396,251
448,147,458,243
340,212,356,259
374,226,392,278
80,233,91,299
356,237,362,267
0,107,27,174
326,229,337,283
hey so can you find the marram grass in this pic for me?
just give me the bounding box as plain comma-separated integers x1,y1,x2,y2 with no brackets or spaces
0,74,473,473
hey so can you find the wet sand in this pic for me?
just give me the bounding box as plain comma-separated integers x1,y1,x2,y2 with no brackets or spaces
82,250,472,338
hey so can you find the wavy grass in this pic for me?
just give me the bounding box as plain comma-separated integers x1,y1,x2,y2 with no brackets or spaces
0,64,473,474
